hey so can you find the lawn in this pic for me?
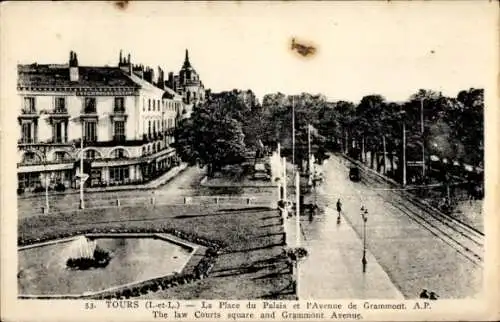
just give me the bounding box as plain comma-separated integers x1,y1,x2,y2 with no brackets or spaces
18,204,295,300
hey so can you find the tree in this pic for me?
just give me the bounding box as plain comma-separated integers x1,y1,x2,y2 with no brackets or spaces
174,100,246,177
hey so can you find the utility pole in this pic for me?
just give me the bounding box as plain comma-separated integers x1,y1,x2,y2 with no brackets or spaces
307,124,312,186
421,98,425,181
382,136,387,175
295,171,300,246
295,170,301,299
292,96,295,173
402,117,407,187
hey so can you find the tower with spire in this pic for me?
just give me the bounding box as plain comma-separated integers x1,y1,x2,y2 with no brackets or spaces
167,49,205,107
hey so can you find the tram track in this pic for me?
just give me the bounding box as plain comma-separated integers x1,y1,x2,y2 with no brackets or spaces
353,162,484,266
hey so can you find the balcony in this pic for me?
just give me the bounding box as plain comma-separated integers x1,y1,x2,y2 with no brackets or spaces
47,108,70,118
80,107,98,120
18,109,39,122
113,135,126,143
110,108,128,121
18,138,36,145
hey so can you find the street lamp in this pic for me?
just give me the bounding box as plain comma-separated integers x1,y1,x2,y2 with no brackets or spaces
360,206,368,273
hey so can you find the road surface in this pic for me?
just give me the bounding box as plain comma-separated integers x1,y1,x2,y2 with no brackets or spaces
294,154,482,299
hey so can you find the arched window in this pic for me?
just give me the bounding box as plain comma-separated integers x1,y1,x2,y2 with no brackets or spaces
22,151,41,164
153,144,157,153
148,121,151,136
142,146,146,156
157,142,161,151
111,148,127,159
84,149,99,159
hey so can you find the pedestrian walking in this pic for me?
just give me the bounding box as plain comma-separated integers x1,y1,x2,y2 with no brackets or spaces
336,198,342,218
419,289,429,299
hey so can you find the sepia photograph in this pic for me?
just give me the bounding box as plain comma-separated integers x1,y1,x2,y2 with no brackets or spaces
1,1,498,321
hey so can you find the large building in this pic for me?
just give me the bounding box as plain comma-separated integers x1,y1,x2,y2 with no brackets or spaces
17,51,184,192
167,49,206,117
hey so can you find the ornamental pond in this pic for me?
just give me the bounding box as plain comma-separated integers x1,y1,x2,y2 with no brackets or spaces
18,235,194,297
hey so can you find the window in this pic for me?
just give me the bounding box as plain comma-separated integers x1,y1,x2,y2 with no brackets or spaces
18,172,41,189
54,151,69,162
148,121,151,137
152,121,156,135
156,120,159,133
21,122,34,143
109,166,129,183
53,122,65,143
55,97,66,113
84,97,96,113
84,150,97,159
114,97,125,113
111,148,127,159
148,99,151,111
83,121,97,142
22,152,40,164
157,100,160,110
143,99,145,111
23,97,36,113
113,121,125,141
153,100,156,110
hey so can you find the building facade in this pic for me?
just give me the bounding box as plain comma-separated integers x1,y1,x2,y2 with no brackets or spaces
17,51,184,192
167,49,206,118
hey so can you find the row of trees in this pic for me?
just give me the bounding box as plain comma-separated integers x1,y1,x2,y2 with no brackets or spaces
175,88,484,181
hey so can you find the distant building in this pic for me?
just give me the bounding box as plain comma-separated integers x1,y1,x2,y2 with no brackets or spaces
17,51,184,192
167,49,206,117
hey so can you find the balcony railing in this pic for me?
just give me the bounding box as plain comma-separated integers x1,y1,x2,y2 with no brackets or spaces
50,108,69,116
82,107,97,115
113,108,126,114
21,108,37,115
18,138,36,144
113,135,126,142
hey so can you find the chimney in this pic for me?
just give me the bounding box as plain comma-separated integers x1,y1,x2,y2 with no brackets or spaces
69,51,79,82
119,52,132,74
133,64,144,79
167,72,174,88
157,67,165,89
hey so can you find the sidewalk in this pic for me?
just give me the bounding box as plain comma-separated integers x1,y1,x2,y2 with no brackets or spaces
18,163,188,200
285,209,404,299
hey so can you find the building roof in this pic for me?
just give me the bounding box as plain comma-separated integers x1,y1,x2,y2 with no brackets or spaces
18,64,140,89
127,73,166,97
162,85,182,100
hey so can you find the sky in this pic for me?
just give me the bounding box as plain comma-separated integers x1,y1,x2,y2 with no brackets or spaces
2,1,498,103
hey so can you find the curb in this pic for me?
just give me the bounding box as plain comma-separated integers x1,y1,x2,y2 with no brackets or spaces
18,164,188,199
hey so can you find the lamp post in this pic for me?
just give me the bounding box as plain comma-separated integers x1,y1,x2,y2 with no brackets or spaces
420,98,425,182
44,170,50,214
292,96,295,174
360,206,368,273
79,125,85,209
400,110,407,187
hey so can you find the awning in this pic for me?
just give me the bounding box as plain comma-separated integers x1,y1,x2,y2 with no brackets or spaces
17,162,73,173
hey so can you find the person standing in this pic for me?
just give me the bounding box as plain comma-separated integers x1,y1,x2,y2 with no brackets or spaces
336,198,342,219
